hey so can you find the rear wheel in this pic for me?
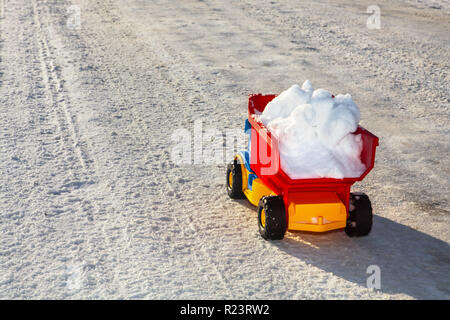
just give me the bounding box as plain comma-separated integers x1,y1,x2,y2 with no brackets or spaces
258,196,287,240
345,193,373,237
226,158,245,199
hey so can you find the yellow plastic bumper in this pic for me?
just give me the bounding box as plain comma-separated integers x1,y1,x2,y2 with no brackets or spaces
287,192,347,232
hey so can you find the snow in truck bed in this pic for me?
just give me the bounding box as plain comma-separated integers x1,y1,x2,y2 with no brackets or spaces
260,81,366,179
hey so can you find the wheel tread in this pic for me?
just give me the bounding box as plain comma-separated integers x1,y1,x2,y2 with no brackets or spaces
345,193,373,237
258,196,287,240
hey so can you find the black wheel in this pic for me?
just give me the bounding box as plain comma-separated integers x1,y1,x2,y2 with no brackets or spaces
226,158,245,199
345,192,373,237
257,196,287,240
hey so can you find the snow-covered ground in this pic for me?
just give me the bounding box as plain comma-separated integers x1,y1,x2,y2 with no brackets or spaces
0,0,449,299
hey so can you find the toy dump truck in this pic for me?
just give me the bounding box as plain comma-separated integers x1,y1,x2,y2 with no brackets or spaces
227,94,379,240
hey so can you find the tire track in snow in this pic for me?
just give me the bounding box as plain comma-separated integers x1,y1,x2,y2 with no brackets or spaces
0,0,103,297
28,0,123,297
31,0,91,173
30,0,152,297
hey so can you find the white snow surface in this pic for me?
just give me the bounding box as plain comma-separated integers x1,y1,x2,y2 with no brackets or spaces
260,82,365,179
0,0,449,300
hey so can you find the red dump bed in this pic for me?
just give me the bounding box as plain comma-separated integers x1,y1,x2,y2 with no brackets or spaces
247,94,379,199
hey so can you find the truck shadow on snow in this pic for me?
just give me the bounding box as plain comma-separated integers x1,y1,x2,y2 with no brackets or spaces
274,215,450,299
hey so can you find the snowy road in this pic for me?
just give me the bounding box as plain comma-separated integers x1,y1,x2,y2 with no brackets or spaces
0,0,449,299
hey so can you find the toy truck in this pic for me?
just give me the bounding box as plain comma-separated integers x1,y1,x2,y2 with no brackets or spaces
227,94,379,240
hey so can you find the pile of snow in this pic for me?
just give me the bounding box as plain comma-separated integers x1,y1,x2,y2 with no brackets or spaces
259,81,366,179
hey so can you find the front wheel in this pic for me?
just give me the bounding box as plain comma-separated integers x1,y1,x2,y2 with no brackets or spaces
226,159,245,199
258,196,287,240
345,193,373,237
